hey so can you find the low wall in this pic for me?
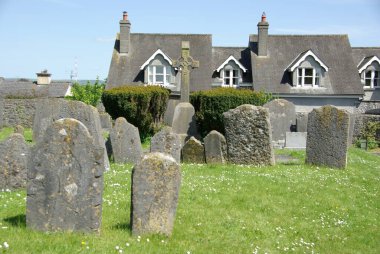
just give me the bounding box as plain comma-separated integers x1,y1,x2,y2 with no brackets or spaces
352,114,380,143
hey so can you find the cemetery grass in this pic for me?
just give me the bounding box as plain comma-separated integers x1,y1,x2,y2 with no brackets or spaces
0,149,379,253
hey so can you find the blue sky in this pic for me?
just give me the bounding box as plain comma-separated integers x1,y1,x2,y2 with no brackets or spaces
0,0,379,80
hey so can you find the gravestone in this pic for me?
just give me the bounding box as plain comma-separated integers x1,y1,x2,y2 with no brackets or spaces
263,99,296,146
204,130,227,164
171,102,199,144
306,105,350,168
131,152,181,236
99,113,112,130
296,112,308,132
33,99,110,171
285,132,307,149
223,104,275,165
150,126,181,163
181,137,205,163
110,117,142,164
27,118,104,232
0,134,29,189
14,125,25,135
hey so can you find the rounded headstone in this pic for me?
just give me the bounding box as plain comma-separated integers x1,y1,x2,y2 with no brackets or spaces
181,136,205,163
150,126,181,163
204,130,227,164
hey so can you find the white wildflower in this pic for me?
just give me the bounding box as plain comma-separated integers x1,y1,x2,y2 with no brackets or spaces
3,242,9,248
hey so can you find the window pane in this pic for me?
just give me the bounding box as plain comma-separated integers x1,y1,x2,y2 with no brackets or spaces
365,79,371,86
374,79,379,87
225,78,230,85
156,66,164,74
304,77,313,85
166,75,170,83
305,68,313,76
298,68,302,76
315,77,320,86
233,70,239,77
225,70,231,77
298,77,302,85
375,71,379,78
233,78,238,85
148,75,153,83
365,71,372,78
148,66,154,73
156,75,164,82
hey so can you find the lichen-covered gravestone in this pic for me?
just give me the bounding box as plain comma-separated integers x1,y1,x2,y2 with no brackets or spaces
204,130,227,164
223,104,275,165
27,118,104,232
150,126,181,163
263,99,296,145
0,133,29,189
14,125,25,135
181,137,205,163
131,152,181,236
171,102,199,144
33,99,110,171
306,105,350,169
110,117,142,164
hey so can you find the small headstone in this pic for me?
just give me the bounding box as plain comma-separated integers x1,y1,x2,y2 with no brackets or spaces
110,117,142,164
204,130,227,164
27,118,104,232
131,152,181,236
223,104,275,165
150,126,181,163
33,99,110,171
263,99,296,143
296,112,308,132
0,134,29,189
99,113,112,130
14,125,25,135
306,105,350,168
285,132,307,149
181,137,205,163
171,102,199,144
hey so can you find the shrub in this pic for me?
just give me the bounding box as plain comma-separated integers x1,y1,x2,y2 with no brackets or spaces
102,85,169,141
65,79,105,106
356,121,380,150
190,87,273,137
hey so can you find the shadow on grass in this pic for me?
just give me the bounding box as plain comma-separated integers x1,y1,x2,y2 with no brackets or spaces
112,222,131,231
3,214,26,228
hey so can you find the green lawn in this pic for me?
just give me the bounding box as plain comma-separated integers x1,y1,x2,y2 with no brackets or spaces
0,148,379,253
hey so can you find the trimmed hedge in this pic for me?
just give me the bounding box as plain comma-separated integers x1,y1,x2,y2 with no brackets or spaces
190,88,273,137
102,85,169,141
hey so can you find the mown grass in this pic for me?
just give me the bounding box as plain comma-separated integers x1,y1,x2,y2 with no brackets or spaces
0,148,379,253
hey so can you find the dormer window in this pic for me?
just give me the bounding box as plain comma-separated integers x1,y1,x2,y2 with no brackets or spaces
286,49,328,88
357,56,380,89
215,55,247,87
140,49,176,88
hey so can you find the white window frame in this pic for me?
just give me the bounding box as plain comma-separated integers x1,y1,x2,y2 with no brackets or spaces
297,67,320,87
147,64,171,85
222,68,240,87
362,70,380,89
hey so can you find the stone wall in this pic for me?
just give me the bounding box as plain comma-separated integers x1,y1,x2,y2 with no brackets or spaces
0,99,48,128
352,114,380,143
356,101,380,114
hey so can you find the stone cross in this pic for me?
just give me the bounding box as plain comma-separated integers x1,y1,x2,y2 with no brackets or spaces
173,41,199,102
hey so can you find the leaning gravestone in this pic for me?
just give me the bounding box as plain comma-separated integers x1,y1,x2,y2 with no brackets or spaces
110,117,142,164
223,104,275,165
131,152,181,236
306,105,350,169
33,99,110,171
150,126,181,163
263,99,296,145
181,137,205,163
204,130,227,164
0,134,29,189
27,118,104,232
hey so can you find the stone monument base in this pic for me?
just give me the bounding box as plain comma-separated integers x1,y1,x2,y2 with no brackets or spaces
171,102,199,144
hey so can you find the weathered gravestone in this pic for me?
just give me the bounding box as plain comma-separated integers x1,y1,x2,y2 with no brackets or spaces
99,112,112,130
223,104,275,165
204,130,227,164
0,134,29,189
306,106,350,168
296,112,308,132
150,126,181,163
171,102,199,144
131,152,181,236
27,118,104,232
14,125,25,135
181,136,205,163
110,117,142,164
32,99,110,171
263,99,296,146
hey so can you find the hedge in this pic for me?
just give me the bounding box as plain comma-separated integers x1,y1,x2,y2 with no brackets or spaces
102,85,169,141
190,87,273,138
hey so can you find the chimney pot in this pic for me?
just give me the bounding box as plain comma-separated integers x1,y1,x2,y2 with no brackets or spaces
261,12,266,22
123,11,128,21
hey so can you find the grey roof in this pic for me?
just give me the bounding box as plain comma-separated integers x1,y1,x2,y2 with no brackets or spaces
0,79,71,98
212,47,252,83
250,35,363,95
351,47,380,66
107,33,213,91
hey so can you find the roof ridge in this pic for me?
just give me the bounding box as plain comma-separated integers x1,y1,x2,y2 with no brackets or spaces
250,34,348,37
132,33,212,36
352,47,380,49
213,46,248,49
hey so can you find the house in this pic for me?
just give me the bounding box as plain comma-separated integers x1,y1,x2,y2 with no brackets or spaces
106,12,380,120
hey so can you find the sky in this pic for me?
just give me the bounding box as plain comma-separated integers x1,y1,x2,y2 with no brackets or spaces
0,0,379,80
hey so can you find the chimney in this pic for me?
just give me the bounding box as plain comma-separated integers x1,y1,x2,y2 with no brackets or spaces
36,69,51,85
119,11,131,54
257,12,269,57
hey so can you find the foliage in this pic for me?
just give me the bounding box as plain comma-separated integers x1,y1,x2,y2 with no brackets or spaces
190,87,273,137
102,85,169,141
0,148,379,253
356,121,380,150
0,127,33,144
65,79,105,107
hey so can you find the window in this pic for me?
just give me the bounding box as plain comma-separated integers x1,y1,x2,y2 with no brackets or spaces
223,69,240,86
297,67,320,87
363,70,380,88
147,64,172,85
